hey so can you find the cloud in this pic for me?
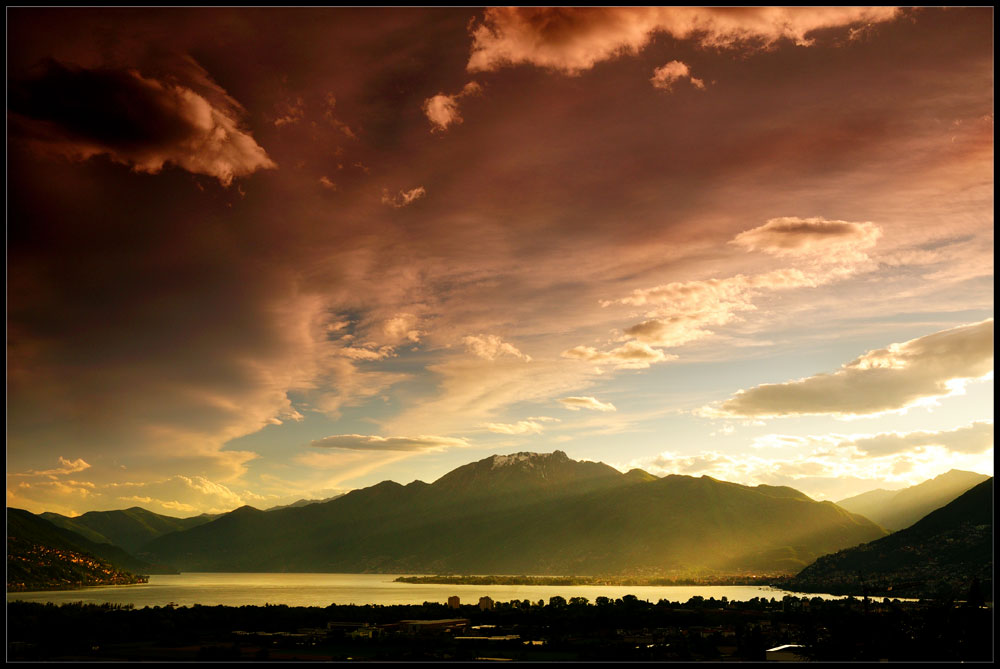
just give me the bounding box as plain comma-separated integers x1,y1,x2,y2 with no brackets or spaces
9,59,275,186
383,313,423,344
309,434,470,452
559,396,617,412
562,340,675,369
381,186,427,208
482,417,557,435
628,429,994,501
319,176,337,190
464,334,531,361
13,456,92,478
841,421,994,456
602,269,819,348
467,7,902,74
580,218,881,357
709,319,994,418
6,473,270,517
423,81,482,132
340,345,396,361
274,96,305,127
730,216,882,263
650,60,705,92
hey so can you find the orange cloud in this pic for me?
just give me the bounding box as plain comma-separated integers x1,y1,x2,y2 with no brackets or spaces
381,186,427,208
708,319,994,418
559,396,617,412
468,7,902,74
650,60,705,91
423,81,482,132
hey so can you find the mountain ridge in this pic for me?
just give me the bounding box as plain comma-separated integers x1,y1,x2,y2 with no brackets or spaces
837,469,989,531
141,451,886,575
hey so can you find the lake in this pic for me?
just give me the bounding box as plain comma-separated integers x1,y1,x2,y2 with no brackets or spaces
6,573,849,608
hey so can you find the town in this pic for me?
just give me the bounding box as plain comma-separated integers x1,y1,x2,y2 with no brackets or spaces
7,592,991,662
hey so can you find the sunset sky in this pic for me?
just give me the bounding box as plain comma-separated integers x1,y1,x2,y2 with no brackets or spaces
7,7,993,517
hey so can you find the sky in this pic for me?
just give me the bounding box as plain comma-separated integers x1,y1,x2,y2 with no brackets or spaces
6,7,993,517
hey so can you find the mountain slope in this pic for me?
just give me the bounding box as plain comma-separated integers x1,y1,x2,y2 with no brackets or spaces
40,506,217,553
837,469,989,531
7,508,151,590
791,478,993,599
144,451,886,575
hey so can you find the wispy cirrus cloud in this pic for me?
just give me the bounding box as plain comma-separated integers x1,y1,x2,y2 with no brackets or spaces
706,319,994,419
575,217,880,360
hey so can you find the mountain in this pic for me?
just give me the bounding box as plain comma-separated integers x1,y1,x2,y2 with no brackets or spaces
790,478,993,599
7,508,151,590
264,495,343,512
40,506,218,554
143,451,886,575
837,469,990,531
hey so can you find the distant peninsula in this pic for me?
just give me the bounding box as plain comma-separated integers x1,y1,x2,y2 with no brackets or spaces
394,574,790,587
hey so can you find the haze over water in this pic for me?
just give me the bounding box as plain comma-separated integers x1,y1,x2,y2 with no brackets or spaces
6,573,861,608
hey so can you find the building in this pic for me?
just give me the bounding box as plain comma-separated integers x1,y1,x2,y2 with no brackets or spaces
479,596,494,611
399,619,470,635
448,595,461,609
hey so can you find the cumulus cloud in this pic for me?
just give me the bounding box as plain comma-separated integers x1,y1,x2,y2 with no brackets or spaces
467,7,902,74
562,340,674,368
9,59,275,186
381,186,427,208
423,81,482,132
730,216,881,263
650,60,705,91
309,434,470,452
464,334,532,361
559,396,617,412
709,319,994,418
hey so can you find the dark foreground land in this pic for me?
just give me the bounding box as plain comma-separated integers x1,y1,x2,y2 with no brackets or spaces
7,594,993,662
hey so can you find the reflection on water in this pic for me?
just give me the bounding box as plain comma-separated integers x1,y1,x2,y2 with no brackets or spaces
7,572,849,608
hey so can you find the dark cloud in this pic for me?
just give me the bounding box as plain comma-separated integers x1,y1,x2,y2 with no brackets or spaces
9,59,274,185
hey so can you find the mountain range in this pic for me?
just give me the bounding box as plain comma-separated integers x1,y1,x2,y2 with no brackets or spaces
790,478,993,600
8,452,991,592
141,451,884,575
836,469,990,531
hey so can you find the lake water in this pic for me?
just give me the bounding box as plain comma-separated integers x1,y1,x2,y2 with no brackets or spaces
7,573,848,608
